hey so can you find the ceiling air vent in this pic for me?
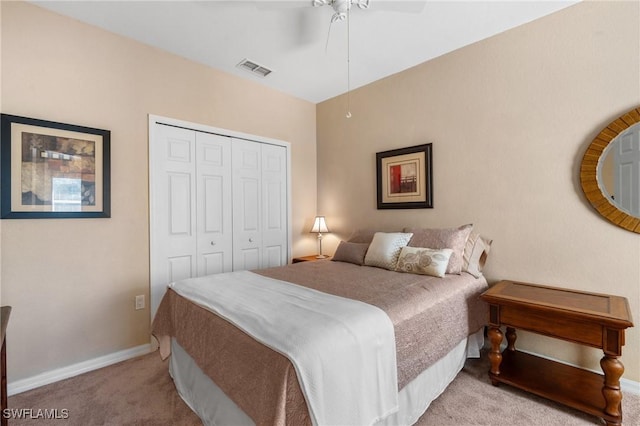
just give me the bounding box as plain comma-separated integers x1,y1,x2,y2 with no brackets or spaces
236,59,272,78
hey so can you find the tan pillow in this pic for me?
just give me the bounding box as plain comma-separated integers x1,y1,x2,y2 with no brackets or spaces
331,241,369,266
404,224,473,274
462,232,492,278
346,229,377,244
364,232,413,270
395,247,453,278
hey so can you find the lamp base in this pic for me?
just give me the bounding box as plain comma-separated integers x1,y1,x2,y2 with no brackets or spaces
315,254,328,259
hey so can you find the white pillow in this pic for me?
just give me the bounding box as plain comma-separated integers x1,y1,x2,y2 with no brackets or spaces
395,246,454,278
364,232,413,270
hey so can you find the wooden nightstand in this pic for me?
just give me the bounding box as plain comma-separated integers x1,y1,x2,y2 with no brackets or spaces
291,255,330,263
480,280,633,426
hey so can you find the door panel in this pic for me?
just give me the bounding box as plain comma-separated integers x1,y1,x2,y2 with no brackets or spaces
240,178,260,231
196,132,232,276
202,252,225,276
261,144,288,268
168,173,192,235
150,125,197,318
264,181,282,230
238,248,260,271
233,139,262,271
202,176,224,233
264,245,283,269
168,255,193,282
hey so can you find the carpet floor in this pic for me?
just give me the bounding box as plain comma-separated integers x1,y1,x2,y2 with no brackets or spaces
8,349,639,425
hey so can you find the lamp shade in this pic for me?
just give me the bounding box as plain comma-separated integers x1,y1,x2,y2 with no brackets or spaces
310,216,329,233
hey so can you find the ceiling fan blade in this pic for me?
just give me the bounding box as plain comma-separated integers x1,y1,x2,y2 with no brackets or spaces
251,1,325,48
253,0,310,10
368,1,426,14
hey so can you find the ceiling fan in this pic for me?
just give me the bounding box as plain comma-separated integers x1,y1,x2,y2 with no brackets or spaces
256,0,426,118
312,0,370,22
255,1,426,28
311,0,426,22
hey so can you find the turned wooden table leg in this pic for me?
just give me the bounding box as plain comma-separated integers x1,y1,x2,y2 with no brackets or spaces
488,326,503,385
601,355,624,425
506,327,517,351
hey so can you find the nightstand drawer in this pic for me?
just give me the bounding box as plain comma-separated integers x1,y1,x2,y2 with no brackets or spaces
499,305,602,348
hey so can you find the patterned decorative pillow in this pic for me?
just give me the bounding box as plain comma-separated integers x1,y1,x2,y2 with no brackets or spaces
462,232,493,278
364,232,413,270
395,247,454,278
404,224,473,274
331,241,369,266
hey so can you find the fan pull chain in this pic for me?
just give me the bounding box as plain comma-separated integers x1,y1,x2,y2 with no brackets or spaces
325,19,333,53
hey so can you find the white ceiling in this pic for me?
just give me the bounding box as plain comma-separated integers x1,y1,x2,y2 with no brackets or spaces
32,0,580,103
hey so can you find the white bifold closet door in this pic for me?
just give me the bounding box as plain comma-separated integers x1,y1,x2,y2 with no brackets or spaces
150,125,233,317
232,139,288,271
197,132,234,275
150,121,288,319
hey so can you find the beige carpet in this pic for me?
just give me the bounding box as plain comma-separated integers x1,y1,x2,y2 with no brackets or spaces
8,349,639,425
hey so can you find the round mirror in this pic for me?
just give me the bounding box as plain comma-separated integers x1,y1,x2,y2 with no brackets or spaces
581,106,640,233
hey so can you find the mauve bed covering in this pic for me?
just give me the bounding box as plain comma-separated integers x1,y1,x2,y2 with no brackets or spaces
152,259,488,426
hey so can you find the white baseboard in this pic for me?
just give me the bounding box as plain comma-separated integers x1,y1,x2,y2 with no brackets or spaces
8,343,153,396
621,377,640,396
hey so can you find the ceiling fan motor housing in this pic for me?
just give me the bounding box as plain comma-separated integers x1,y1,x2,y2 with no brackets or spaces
313,0,372,22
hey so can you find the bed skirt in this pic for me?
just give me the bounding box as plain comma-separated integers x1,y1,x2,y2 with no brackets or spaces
168,330,484,426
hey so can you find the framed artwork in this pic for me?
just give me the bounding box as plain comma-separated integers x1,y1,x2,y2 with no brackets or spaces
376,143,433,209
1,114,110,218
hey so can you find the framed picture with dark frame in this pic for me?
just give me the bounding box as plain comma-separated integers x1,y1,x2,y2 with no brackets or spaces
0,114,110,219
376,143,433,209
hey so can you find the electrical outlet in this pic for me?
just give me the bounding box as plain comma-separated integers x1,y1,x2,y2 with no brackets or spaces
135,295,145,310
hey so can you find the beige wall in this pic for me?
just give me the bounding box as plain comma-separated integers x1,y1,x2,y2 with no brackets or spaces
318,1,640,381
1,2,317,382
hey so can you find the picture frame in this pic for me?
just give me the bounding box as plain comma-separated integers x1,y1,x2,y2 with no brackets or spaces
376,143,433,209
1,114,110,219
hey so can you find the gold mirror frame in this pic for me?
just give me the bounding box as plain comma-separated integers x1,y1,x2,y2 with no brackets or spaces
580,106,640,233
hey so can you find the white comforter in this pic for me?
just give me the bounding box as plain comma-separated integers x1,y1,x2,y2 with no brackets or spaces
169,270,399,426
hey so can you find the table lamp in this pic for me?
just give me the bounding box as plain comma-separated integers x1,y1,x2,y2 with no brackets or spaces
310,216,330,258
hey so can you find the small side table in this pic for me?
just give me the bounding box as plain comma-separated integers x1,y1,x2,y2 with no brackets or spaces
481,281,633,426
1,306,11,426
292,255,330,263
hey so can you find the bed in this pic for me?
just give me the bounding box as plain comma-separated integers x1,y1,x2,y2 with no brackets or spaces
152,227,491,426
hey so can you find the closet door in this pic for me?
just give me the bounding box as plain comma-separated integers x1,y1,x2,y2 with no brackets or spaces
150,116,291,318
150,125,197,318
150,126,233,318
232,139,262,271
232,139,288,271
196,132,233,275
261,143,288,268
